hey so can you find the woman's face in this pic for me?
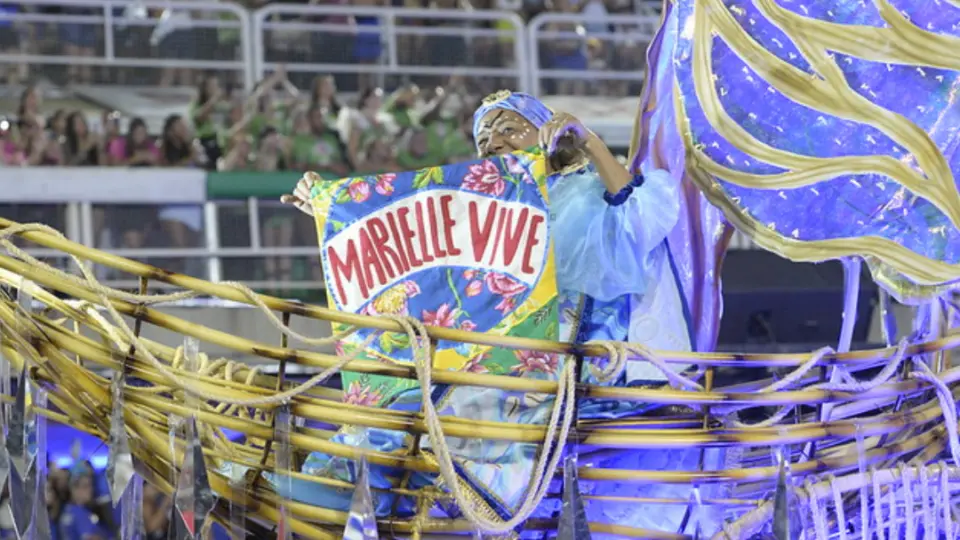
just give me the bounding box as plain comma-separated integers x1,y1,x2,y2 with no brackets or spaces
361,90,382,112
72,115,88,137
71,476,93,506
317,76,335,99
24,89,38,111
173,118,188,141
131,125,147,145
261,132,280,152
232,134,251,156
474,109,538,158
408,130,428,156
370,139,392,161
104,114,120,137
51,114,66,135
45,480,57,505
204,77,220,97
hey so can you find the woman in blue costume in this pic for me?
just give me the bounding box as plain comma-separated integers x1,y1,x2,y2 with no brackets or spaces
471,90,695,392
280,92,726,535
59,464,113,540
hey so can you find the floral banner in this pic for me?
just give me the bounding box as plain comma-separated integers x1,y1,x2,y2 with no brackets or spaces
311,149,560,405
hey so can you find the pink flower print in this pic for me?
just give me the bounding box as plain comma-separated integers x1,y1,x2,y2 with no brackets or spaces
484,272,526,298
334,342,345,356
465,280,483,297
494,296,516,314
375,173,396,196
422,303,457,328
463,269,478,280
344,381,382,407
460,320,477,332
503,153,533,183
462,160,506,196
462,355,488,373
364,280,421,316
348,178,371,202
512,350,559,375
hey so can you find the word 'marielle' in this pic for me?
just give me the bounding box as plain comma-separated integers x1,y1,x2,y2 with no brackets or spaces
325,190,547,310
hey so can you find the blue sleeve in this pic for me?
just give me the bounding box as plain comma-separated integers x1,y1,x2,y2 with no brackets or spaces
550,162,680,301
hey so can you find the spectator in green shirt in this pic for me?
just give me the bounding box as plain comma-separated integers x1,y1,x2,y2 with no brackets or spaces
396,128,445,170
191,74,226,170
384,84,422,135
307,75,342,131
289,107,350,178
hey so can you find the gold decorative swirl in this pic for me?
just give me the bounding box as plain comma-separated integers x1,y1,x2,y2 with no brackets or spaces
686,2,927,192
698,0,960,230
674,1,960,292
737,0,960,72
678,136,960,288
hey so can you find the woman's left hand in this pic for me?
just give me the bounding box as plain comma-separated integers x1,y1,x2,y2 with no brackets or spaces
538,112,592,155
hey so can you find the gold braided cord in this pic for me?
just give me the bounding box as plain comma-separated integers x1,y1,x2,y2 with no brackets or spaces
676,0,960,294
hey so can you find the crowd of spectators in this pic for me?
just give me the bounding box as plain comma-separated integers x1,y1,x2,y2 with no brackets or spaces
1,70,479,173
0,70,482,290
0,461,172,539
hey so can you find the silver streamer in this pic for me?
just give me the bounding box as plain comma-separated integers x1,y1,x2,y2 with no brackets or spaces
274,405,293,540
25,387,47,540
107,372,135,505
174,419,216,539
772,446,799,540
8,369,34,537
229,462,248,540
342,456,379,540
556,454,591,540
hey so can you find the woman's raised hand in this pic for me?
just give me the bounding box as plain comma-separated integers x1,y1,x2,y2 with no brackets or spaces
280,171,319,216
538,111,591,155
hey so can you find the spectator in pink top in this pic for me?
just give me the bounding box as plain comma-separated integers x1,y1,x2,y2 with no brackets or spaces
0,118,25,166
107,118,159,167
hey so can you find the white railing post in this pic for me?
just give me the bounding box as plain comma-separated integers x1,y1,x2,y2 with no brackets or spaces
78,202,95,247
526,16,541,96
64,203,83,245
248,197,262,251
103,1,115,61
385,13,399,70
250,6,266,87
203,202,222,282
239,4,256,93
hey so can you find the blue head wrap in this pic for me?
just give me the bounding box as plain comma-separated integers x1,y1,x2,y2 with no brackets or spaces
472,91,555,152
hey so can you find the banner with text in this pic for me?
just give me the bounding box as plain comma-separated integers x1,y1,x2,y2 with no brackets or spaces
311,149,560,404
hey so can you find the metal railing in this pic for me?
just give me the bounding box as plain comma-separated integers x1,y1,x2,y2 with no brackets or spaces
251,4,530,93
0,1,671,96
525,12,660,96
7,194,760,297
0,0,254,90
